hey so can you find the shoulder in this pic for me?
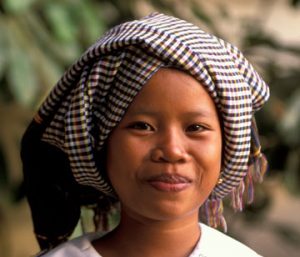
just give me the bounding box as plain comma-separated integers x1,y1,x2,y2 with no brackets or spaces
37,233,103,257
196,223,262,257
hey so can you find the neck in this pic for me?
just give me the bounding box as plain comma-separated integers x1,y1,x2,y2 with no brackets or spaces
94,211,201,257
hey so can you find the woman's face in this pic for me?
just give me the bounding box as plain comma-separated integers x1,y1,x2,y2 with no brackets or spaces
106,68,222,223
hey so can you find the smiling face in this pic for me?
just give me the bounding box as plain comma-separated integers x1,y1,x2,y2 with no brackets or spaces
106,68,222,223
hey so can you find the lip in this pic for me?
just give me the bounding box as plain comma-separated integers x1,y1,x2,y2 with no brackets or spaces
146,174,192,192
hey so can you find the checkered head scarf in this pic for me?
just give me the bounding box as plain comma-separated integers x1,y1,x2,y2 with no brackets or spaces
31,13,269,233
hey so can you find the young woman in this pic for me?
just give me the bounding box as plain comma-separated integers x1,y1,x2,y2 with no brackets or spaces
22,12,269,257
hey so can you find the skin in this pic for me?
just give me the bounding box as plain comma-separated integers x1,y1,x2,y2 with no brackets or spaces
93,68,222,257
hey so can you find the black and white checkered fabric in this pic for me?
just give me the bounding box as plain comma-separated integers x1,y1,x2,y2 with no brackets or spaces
37,12,269,200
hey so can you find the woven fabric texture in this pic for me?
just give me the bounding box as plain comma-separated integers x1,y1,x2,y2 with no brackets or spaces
36,12,269,201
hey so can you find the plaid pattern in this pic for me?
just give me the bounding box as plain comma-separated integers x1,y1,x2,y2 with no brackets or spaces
37,12,269,200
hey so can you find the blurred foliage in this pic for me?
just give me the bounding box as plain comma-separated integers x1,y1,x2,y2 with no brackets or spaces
0,0,111,189
0,0,300,252
291,0,300,7
0,0,109,107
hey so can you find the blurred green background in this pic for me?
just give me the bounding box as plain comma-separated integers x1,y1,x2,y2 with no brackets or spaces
0,0,300,256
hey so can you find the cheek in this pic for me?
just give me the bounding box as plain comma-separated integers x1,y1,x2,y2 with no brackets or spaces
106,135,146,194
106,135,124,192
193,137,222,188
106,151,128,199
208,140,222,180
194,136,222,167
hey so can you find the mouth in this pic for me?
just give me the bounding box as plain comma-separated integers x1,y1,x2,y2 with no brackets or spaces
146,174,192,192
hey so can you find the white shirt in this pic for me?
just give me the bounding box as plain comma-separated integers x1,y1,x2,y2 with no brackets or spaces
39,223,262,257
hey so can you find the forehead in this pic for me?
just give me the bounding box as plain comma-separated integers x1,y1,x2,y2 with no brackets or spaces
123,68,219,118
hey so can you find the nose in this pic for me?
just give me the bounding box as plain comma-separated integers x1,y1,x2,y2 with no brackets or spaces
151,128,189,163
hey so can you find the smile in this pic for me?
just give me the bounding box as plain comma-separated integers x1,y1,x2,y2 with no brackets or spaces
146,174,192,192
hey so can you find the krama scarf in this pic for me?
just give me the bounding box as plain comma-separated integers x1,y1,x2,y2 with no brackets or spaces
21,12,269,250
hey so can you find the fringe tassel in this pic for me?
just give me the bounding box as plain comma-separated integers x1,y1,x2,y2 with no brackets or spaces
245,152,268,204
85,195,119,232
201,198,227,232
231,180,245,211
93,208,109,231
245,166,254,204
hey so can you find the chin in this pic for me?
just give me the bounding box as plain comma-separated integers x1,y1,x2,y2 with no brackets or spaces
128,202,201,223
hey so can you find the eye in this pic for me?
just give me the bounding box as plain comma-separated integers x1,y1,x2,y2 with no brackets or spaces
127,121,154,131
185,124,206,133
